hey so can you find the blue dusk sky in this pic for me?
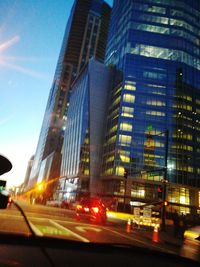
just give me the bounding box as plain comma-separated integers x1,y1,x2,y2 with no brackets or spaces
0,0,113,188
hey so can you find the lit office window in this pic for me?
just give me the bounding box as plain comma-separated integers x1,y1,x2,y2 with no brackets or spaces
109,124,118,134
155,141,164,148
130,44,200,70
131,22,169,34
119,134,132,145
120,155,130,163
173,134,192,140
131,186,145,198
133,3,165,14
172,144,193,151
139,14,169,24
168,187,190,205
106,155,115,163
84,169,89,175
116,166,124,176
104,168,113,175
109,107,120,119
146,111,165,116
121,106,134,118
199,192,200,208
120,122,133,132
114,86,122,95
123,93,135,103
180,188,190,205
146,100,166,106
107,135,117,144
112,96,121,106
148,5,166,14
124,84,136,90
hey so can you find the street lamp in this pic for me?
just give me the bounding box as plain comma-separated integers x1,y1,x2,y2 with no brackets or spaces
37,182,44,192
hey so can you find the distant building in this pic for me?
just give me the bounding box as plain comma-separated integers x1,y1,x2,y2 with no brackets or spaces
23,155,34,190
28,0,111,194
56,59,113,201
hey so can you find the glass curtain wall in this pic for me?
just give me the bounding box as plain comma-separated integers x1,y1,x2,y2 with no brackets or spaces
103,0,200,192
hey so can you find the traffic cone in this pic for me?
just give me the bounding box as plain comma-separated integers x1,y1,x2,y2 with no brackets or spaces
126,218,131,233
152,225,159,243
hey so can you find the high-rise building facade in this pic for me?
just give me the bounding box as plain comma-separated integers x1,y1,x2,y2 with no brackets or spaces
102,0,200,207
28,0,111,192
56,59,113,202
23,155,34,190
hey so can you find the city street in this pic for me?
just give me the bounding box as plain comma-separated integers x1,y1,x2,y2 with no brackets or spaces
0,201,182,256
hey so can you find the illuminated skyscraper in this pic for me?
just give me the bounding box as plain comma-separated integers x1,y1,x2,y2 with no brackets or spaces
101,0,200,204
28,0,111,192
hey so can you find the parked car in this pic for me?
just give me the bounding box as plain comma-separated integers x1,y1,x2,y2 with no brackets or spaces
76,197,107,224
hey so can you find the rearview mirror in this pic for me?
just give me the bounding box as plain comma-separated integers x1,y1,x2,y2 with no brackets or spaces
0,155,12,175
195,235,200,241
0,155,12,209
0,191,9,209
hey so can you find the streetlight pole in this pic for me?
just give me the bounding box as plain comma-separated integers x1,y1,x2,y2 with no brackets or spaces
144,128,169,231
123,169,128,212
161,129,169,231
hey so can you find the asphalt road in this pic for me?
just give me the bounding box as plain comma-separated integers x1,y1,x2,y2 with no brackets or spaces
0,202,182,256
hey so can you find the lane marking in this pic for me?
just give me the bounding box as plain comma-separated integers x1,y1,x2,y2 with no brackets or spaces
0,213,176,254
49,219,89,243
75,226,101,233
101,227,147,244
101,227,175,254
29,222,43,236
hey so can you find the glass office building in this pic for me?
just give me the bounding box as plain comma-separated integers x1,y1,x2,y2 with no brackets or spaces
102,0,200,204
57,59,112,201
28,0,111,192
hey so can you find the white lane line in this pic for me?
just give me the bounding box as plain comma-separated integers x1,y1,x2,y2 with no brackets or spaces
49,219,89,243
0,213,175,254
101,227,147,244
29,222,43,236
101,227,175,254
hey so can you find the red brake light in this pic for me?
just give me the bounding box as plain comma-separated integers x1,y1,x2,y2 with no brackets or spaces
77,204,82,210
92,207,99,213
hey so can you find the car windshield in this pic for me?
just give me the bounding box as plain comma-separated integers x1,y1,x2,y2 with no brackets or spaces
0,0,200,263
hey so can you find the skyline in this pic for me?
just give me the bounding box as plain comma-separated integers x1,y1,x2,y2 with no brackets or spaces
0,0,113,188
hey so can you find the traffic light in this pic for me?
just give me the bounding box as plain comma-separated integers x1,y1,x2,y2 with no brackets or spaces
124,168,128,179
157,186,162,199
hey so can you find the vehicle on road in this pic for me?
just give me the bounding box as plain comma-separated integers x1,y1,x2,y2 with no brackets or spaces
180,226,200,261
76,197,107,224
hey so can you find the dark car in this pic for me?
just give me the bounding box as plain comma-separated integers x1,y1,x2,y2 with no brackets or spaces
76,198,107,224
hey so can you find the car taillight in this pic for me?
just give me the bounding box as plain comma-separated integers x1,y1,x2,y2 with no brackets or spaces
8,197,12,203
92,207,99,213
76,204,82,210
